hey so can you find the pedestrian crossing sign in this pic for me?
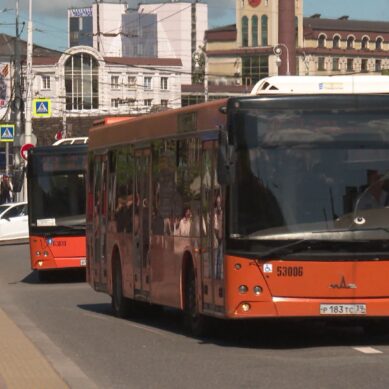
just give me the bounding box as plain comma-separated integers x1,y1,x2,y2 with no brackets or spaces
33,98,51,117
0,124,15,142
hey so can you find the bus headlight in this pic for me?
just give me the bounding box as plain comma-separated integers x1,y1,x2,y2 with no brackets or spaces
43,251,49,257
35,251,41,256
239,285,248,294
242,303,251,312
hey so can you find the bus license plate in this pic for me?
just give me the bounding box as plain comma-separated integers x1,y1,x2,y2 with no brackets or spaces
320,304,366,315
80,259,87,266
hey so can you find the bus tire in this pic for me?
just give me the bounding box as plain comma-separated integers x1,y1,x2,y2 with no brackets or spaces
184,263,208,337
112,259,131,318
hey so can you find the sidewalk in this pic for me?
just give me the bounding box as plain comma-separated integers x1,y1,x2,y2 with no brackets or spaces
0,307,68,389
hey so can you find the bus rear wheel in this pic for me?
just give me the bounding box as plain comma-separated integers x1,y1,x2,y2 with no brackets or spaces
184,264,209,337
112,259,131,318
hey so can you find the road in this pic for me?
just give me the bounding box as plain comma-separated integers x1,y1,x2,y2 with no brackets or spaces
2,243,389,388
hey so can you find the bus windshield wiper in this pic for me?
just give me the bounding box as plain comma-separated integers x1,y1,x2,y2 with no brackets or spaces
259,239,325,260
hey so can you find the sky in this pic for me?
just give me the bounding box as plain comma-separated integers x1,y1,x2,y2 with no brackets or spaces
1,0,389,52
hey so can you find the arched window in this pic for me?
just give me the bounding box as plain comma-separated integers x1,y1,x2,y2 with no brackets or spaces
242,16,249,47
347,36,354,49
376,37,383,50
252,16,258,47
318,34,326,48
65,53,99,110
361,36,369,50
333,36,340,49
261,15,268,46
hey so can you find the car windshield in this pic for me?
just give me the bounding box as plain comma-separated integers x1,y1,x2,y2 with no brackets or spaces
229,107,389,245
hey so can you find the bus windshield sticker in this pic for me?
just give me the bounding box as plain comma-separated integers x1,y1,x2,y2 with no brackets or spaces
37,218,56,227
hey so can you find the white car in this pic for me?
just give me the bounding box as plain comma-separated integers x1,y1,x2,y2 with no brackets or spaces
0,202,28,242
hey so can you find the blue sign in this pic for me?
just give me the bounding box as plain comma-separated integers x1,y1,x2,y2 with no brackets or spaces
0,124,14,142
33,98,51,117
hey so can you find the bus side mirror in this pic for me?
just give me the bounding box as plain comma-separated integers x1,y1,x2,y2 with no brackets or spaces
217,131,234,185
12,168,25,193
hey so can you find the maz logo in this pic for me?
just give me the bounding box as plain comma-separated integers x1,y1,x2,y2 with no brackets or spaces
330,276,357,289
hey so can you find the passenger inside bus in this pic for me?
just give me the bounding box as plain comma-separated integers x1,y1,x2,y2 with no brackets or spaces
177,207,192,236
357,169,389,210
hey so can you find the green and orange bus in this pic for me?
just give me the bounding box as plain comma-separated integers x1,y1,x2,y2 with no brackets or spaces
27,143,88,281
87,75,389,334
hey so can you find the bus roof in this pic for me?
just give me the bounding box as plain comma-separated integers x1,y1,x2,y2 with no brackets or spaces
88,99,227,151
251,75,389,95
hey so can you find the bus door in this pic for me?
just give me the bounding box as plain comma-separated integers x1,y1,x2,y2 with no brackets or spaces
201,140,225,314
134,148,151,299
92,154,109,291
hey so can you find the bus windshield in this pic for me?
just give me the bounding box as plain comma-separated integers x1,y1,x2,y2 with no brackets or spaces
28,151,87,230
230,108,389,244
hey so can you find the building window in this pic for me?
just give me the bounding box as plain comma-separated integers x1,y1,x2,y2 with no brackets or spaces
333,36,340,49
144,76,152,90
347,58,354,72
65,52,99,111
361,59,368,72
376,38,383,50
318,34,326,48
332,57,339,71
376,59,382,72
361,37,369,50
161,99,168,107
144,99,153,107
111,75,120,89
347,36,354,49
252,16,258,47
261,15,268,46
111,98,120,108
242,16,249,47
41,75,51,90
318,57,325,71
128,76,137,89
160,77,168,90
242,55,269,86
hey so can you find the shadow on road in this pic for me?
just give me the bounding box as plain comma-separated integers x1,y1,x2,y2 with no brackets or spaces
21,269,86,284
77,301,389,349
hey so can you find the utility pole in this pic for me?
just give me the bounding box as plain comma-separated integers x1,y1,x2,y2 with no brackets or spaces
22,0,33,201
25,0,33,146
13,0,22,171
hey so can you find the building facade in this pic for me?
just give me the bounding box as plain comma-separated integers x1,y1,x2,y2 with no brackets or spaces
68,1,208,84
0,36,182,145
187,0,389,103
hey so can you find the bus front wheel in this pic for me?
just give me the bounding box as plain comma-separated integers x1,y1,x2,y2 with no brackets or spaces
112,259,131,318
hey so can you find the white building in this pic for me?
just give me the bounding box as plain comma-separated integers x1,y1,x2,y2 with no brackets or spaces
137,2,208,84
68,1,208,84
1,41,183,145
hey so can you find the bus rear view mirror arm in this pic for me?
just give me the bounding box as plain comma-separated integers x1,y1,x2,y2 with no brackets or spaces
217,130,235,185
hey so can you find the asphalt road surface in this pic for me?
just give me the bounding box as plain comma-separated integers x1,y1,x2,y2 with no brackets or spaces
2,243,389,389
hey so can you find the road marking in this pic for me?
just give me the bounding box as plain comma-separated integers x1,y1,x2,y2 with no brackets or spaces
353,346,383,354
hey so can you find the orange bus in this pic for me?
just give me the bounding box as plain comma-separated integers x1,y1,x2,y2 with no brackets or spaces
27,144,88,281
87,87,389,335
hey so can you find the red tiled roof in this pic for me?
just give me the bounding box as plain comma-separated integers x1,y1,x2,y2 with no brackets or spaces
205,24,237,42
104,57,182,67
32,56,60,65
304,17,389,33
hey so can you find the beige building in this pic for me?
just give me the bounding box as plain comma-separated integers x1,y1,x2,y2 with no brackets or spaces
183,0,389,104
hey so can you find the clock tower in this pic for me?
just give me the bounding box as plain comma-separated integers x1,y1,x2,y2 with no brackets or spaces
236,0,303,75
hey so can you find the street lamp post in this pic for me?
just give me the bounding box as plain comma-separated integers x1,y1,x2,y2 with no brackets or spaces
192,47,208,102
273,43,290,76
